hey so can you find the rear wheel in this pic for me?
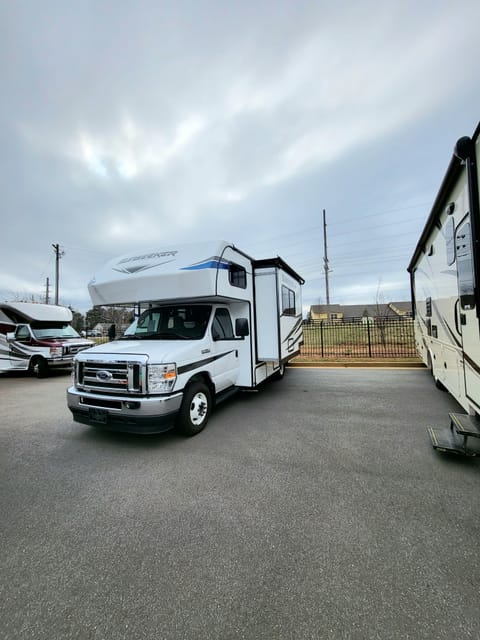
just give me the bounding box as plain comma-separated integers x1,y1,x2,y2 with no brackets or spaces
272,362,285,380
176,382,211,436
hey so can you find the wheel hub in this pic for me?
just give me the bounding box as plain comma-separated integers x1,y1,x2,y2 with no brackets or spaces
190,392,208,425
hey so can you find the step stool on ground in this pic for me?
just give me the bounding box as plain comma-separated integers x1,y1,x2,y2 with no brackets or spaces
428,413,480,456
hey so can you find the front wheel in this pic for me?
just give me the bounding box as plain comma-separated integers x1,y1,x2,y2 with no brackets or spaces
176,382,211,436
29,356,48,379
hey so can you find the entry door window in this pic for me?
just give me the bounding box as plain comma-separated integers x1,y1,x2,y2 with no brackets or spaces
456,220,475,310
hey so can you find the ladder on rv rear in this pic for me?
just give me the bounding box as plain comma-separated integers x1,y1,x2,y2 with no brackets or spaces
428,413,480,456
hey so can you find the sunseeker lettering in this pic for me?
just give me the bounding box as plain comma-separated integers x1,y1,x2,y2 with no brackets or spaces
117,251,178,265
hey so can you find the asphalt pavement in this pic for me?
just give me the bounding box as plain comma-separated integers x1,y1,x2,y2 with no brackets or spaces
1,367,479,640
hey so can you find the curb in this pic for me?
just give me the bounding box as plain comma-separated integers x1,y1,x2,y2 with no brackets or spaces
288,359,425,369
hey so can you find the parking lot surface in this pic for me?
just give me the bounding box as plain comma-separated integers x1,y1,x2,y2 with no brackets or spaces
1,367,480,640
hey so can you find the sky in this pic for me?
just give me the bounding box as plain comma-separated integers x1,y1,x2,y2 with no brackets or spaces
1,0,480,315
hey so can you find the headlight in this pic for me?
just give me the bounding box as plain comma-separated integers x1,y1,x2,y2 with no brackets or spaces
147,363,177,393
49,346,63,357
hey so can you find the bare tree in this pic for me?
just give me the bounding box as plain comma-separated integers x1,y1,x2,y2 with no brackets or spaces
2,290,45,303
374,280,389,352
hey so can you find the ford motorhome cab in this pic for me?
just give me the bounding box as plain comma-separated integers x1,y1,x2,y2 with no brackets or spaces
67,240,304,436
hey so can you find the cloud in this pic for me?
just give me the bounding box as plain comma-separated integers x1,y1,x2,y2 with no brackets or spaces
71,113,207,180
1,0,480,313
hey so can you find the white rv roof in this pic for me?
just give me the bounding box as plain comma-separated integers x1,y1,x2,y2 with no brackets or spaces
0,302,73,322
88,240,236,306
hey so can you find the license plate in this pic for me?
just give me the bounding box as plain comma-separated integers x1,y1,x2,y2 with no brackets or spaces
89,408,108,424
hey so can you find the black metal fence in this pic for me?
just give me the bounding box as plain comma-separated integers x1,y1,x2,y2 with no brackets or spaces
300,319,416,359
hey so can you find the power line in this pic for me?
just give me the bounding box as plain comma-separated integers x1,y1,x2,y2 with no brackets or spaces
246,202,430,251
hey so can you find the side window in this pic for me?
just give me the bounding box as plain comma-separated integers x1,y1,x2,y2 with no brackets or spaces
212,308,234,340
456,220,475,310
282,285,296,316
425,297,432,317
229,264,247,289
446,216,455,265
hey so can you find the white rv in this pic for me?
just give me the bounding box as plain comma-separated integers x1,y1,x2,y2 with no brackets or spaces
0,302,94,377
408,121,480,455
67,240,304,436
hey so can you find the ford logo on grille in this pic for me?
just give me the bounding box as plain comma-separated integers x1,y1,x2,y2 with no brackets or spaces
96,370,113,381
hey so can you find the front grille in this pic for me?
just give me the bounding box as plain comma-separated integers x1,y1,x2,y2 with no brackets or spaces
77,359,145,394
64,344,92,356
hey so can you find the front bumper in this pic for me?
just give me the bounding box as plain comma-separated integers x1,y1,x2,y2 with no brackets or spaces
48,358,74,368
67,386,183,434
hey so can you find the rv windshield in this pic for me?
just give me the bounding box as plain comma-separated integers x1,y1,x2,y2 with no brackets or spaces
126,305,212,340
31,323,80,339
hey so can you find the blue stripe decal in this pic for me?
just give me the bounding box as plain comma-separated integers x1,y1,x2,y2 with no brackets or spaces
181,259,229,271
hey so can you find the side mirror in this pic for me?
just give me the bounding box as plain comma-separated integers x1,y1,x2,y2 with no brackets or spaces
235,318,249,337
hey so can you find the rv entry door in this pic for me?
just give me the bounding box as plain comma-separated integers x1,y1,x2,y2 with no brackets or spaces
455,218,480,405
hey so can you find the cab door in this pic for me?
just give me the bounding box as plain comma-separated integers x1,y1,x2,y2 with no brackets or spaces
9,324,31,369
210,308,240,392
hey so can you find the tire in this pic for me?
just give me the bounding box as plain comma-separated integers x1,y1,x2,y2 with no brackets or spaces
29,357,48,379
176,382,211,436
272,362,285,380
272,362,285,381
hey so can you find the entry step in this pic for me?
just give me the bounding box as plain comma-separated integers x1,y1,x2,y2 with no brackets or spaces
449,413,480,438
428,425,480,456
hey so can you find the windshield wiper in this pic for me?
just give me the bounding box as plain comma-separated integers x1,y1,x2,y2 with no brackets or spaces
150,332,189,340
129,332,189,340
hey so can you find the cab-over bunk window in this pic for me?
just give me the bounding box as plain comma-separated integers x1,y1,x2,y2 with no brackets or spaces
229,264,247,289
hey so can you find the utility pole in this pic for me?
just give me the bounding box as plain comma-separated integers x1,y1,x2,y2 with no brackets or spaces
323,209,330,305
52,244,64,305
45,277,50,304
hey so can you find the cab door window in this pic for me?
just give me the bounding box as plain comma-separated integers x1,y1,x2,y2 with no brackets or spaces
212,309,234,340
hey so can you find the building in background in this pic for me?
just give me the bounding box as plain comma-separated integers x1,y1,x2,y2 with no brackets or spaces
308,302,412,323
